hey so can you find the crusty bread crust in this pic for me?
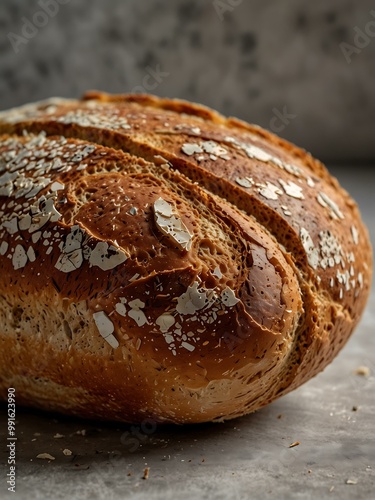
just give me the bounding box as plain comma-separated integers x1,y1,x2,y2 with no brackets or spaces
0,92,372,423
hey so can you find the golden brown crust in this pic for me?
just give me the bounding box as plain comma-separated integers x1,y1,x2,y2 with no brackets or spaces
0,92,372,423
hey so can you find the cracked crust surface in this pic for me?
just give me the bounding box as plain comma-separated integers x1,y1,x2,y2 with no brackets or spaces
0,92,372,423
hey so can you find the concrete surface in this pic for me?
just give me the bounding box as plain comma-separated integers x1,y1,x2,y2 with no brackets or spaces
0,165,374,500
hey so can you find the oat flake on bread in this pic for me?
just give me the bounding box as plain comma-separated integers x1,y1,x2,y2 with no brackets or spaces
0,92,372,423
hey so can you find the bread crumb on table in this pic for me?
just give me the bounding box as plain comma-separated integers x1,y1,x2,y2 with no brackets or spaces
354,366,370,376
36,453,55,460
346,478,358,485
142,467,149,480
288,441,300,448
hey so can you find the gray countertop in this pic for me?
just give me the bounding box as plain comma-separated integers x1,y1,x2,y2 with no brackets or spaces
1,166,374,500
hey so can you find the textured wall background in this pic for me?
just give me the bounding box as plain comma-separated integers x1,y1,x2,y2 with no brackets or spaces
0,0,375,162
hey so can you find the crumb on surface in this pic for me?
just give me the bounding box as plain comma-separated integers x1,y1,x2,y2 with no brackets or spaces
354,366,370,376
142,467,149,480
36,453,55,460
288,441,300,448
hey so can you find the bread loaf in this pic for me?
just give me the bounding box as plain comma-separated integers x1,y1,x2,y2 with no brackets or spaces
0,92,372,423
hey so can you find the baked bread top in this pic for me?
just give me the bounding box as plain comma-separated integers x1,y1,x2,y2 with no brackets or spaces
0,92,372,423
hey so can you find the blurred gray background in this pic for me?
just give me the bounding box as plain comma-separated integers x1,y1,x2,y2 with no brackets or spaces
1,0,375,163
